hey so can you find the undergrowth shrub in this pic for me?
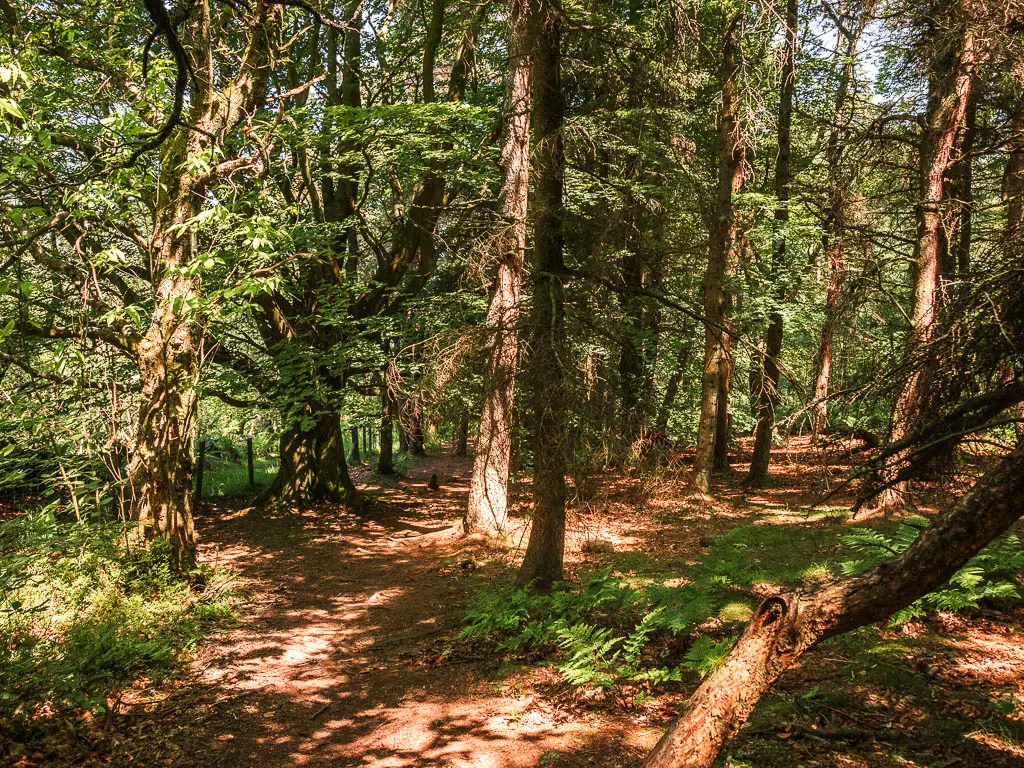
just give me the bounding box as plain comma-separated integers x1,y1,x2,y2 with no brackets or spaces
462,517,1024,691
840,516,1024,624
459,523,808,690
0,509,237,737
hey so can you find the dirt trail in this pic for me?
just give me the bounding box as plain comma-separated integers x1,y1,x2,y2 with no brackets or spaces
152,454,608,768
43,439,1024,768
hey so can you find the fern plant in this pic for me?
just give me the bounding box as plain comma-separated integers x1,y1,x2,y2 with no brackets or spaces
459,522,854,690
840,517,1024,624
622,606,666,664
555,623,623,688
682,635,737,678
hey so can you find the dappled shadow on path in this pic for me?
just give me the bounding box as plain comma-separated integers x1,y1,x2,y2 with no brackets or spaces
97,441,1024,768
121,453,590,768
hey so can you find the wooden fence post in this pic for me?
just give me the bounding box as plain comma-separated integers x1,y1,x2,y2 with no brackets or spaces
247,437,255,488
195,438,205,504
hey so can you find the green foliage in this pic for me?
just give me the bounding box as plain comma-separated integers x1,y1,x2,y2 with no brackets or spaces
0,511,236,736
555,623,623,688
461,515,1023,690
682,635,737,678
840,517,1024,624
459,521,828,691
202,458,279,498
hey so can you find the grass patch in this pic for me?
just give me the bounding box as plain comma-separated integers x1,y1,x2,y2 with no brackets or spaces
611,550,683,577
461,516,1024,693
200,458,278,498
460,521,842,691
0,510,238,740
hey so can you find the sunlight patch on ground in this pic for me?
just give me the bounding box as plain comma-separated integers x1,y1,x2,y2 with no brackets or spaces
944,627,1024,686
966,728,1024,759
293,696,590,768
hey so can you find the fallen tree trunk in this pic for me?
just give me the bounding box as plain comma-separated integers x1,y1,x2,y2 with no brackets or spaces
644,438,1024,768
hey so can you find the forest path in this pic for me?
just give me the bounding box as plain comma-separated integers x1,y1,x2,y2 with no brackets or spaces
157,453,602,768
56,439,1024,768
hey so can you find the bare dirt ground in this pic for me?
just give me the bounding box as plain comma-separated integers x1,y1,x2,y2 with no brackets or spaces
32,439,1024,768
88,454,617,768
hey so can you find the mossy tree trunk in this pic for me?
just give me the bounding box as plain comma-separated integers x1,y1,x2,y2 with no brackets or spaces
130,0,279,571
265,410,362,509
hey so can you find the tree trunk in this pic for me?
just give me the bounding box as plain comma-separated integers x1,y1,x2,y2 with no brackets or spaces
378,371,397,475
921,80,979,476
712,349,732,471
409,403,426,456
691,15,744,493
421,0,445,103
466,0,532,536
347,425,361,465
618,250,647,449
517,0,567,589
748,0,796,485
131,177,201,570
809,3,873,442
129,0,278,571
645,437,1024,768
876,13,975,509
951,89,976,278
266,411,362,509
810,245,842,440
1008,69,1024,437
1008,79,1024,249
455,411,469,457
398,410,410,453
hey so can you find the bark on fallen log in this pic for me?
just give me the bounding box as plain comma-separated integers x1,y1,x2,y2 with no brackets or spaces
644,439,1024,768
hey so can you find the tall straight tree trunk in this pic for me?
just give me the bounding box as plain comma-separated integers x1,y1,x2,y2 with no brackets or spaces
923,81,979,475
517,0,567,589
748,0,797,484
1008,67,1024,436
951,90,976,278
876,11,975,509
810,250,842,439
810,2,874,441
465,0,532,536
347,425,362,464
130,0,277,571
712,352,732,471
644,439,1024,768
618,249,648,449
1008,81,1024,247
378,402,395,473
691,15,744,493
378,360,397,475
455,411,469,457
